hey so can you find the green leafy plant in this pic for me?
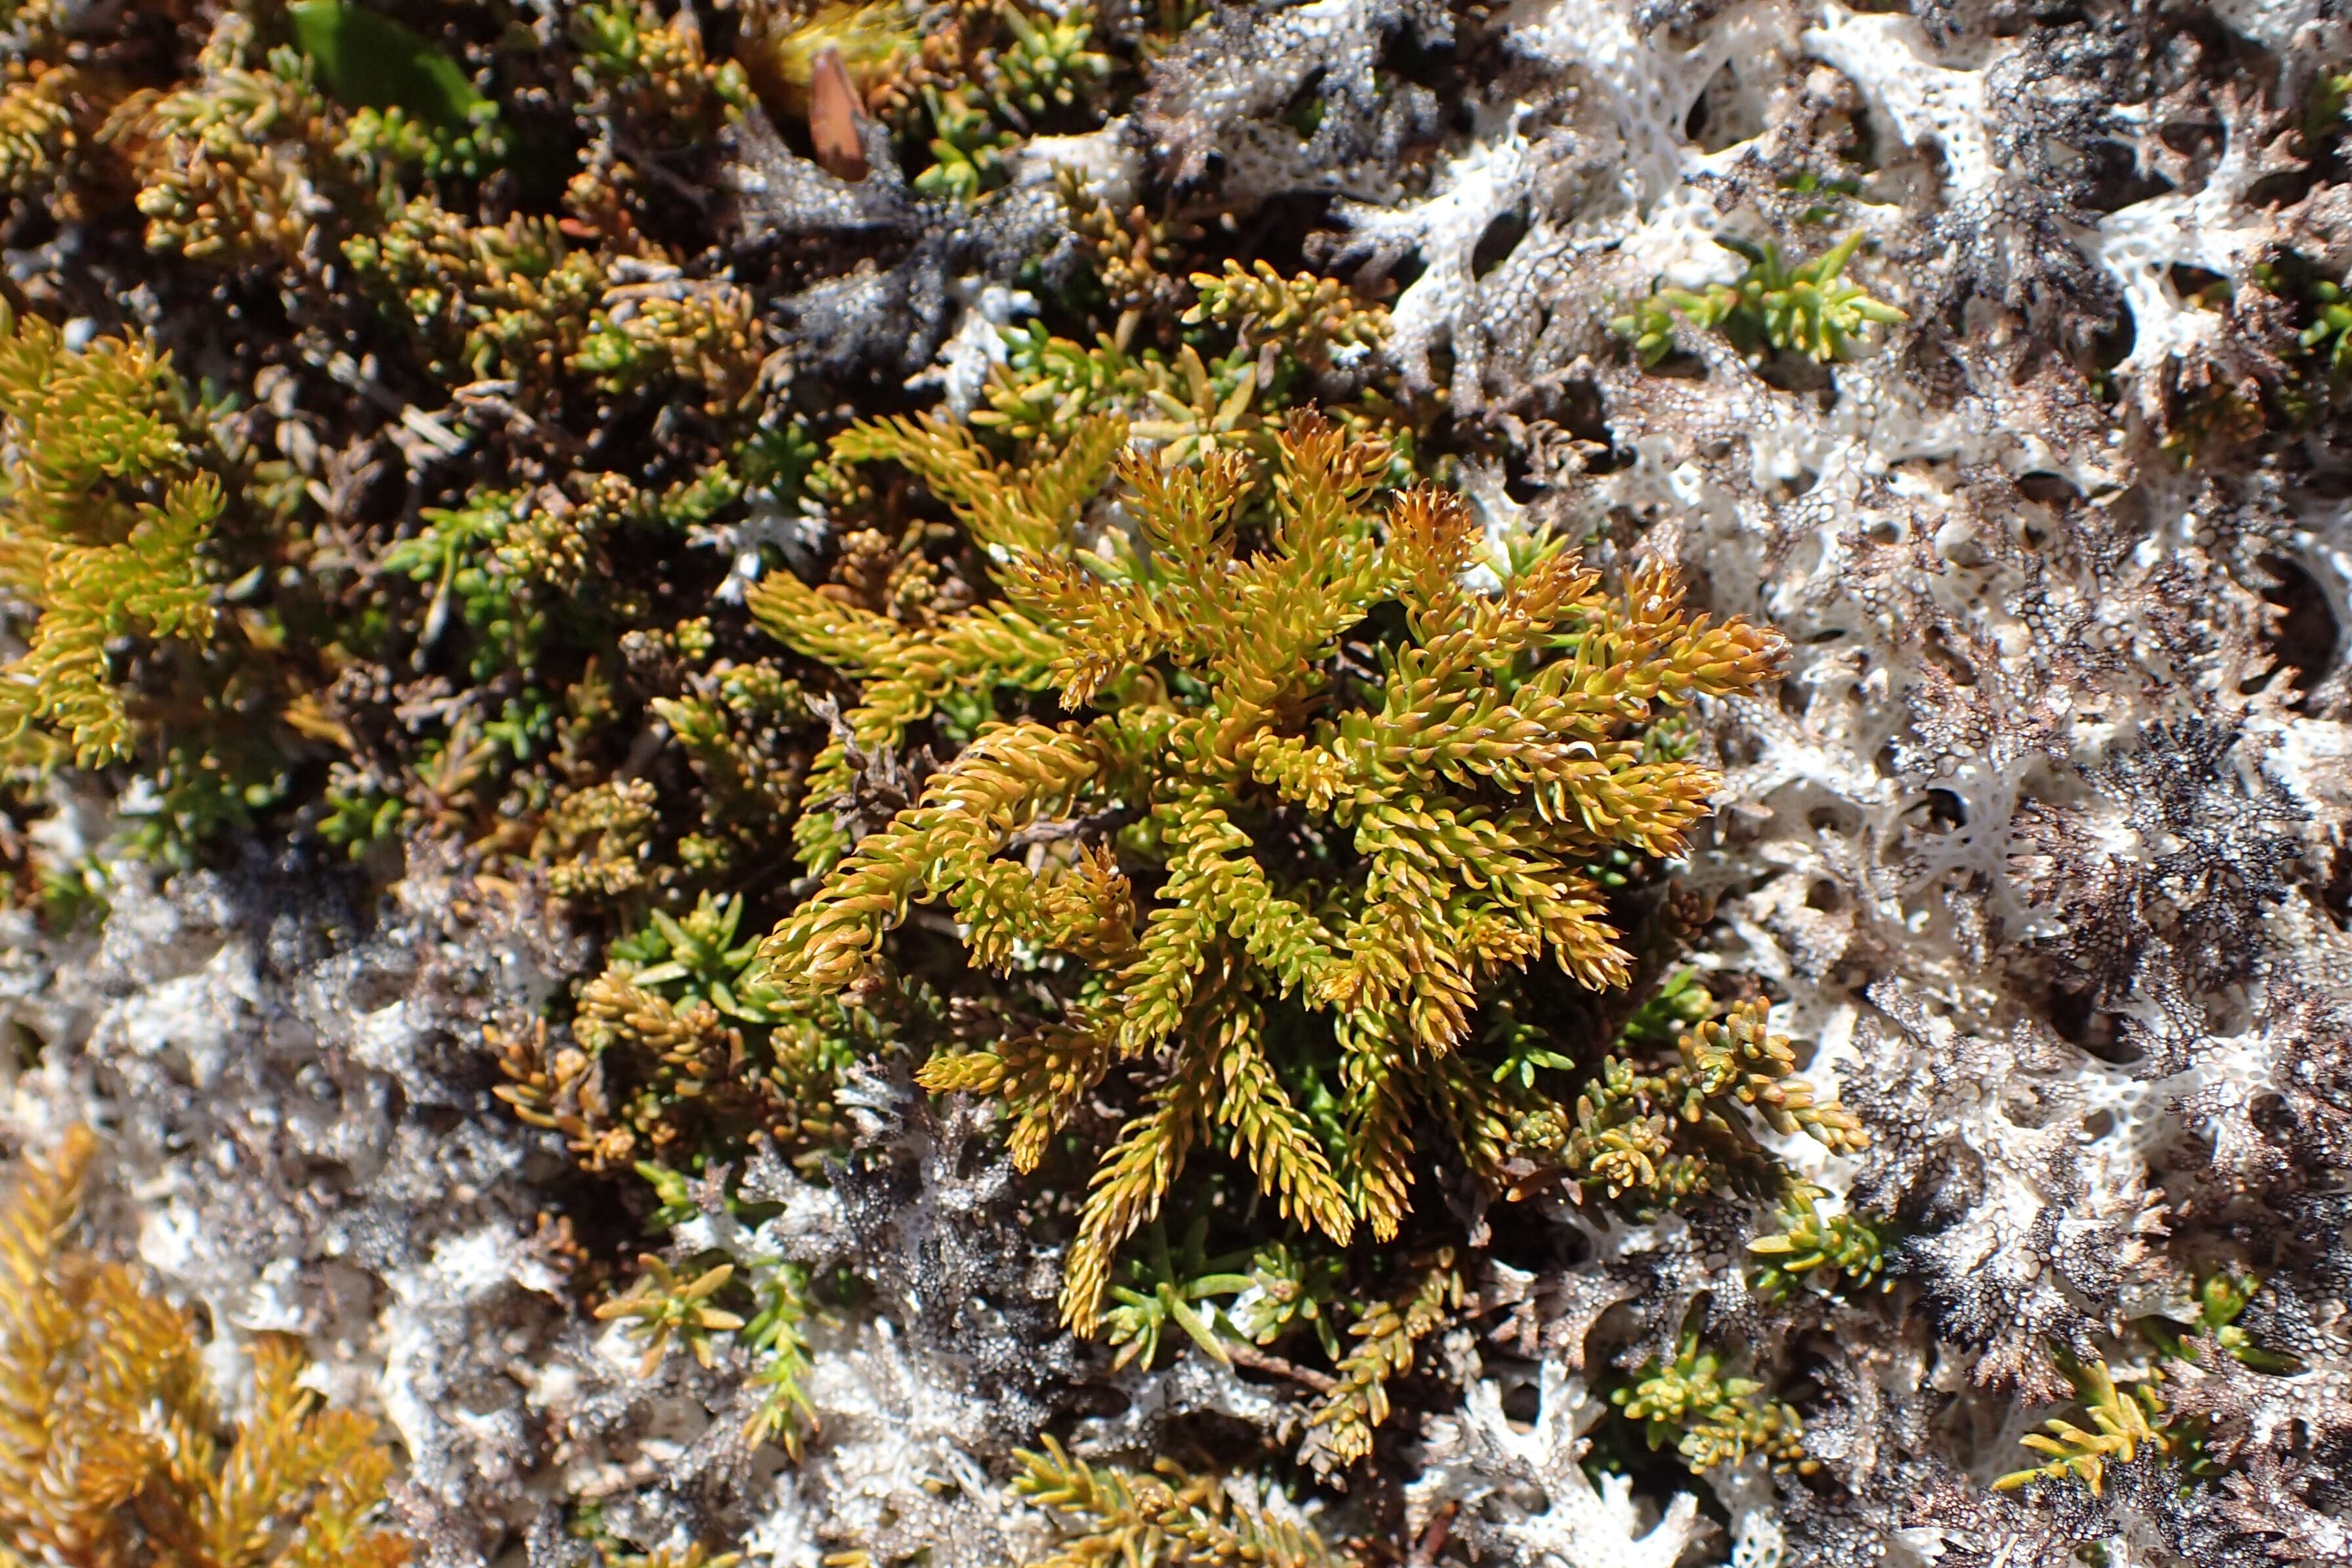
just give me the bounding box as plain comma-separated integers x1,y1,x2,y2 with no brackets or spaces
1099,1215,1357,1382
288,1,509,177
570,1,752,149
0,58,93,207
2305,64,2352,149
285,1,486,133
1778,169,1863,225
1227,1241,1349,1361
972,311,1414,469
913,83,1015,202
595,1253,746,1376
2160,1273,2301,1375
1613,1317,1810,1473
1995,1273,2297,1494
739,1253,820,1454
1995,1354,2192,1496
1615,230,1906,366
904,1,1109,202
343,201,607,389
618,891,771,1013
1184,260,1390,378
114,34,345,266
572,278,766,414
736,0,918,114
382,490,579,681
1104,1219,1257,1370
2300,277,2352,379
608,1165,822,1457
494,890,863,1176
988,3,1113,119
1748,1179,1891,1300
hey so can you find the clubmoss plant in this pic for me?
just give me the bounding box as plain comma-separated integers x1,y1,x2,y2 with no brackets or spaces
0,1129,411,1567
749,412,1789,1335
1299,1251,1461,1472
1013,1438,1345,1568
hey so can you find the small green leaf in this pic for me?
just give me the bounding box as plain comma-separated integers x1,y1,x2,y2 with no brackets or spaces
286,1,485,130
1164,1289,1232,1364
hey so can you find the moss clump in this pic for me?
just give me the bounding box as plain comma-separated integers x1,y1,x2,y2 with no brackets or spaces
0,305,220,768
